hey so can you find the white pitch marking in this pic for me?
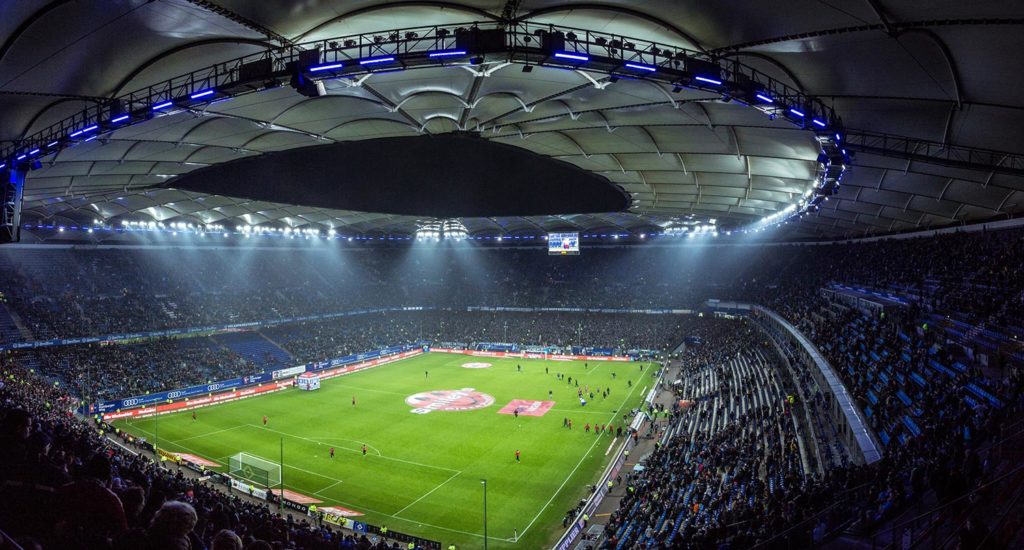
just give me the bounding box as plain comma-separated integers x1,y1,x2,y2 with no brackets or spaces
171,424,248,444
314,480,344,495
515,365,647,541
247,424,461,474
393,471,461,516
604,437,619,456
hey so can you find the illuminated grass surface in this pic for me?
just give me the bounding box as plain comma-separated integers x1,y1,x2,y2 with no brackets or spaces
117,353,653,549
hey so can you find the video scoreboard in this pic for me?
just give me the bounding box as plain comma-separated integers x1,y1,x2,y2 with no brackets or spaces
548,232,580,255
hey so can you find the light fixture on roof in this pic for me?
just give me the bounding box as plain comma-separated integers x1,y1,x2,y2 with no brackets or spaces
360,56,395,65
624,62,656,72
553,51,588,62
309,62,344,72
428,50,467,58
693,75,722,85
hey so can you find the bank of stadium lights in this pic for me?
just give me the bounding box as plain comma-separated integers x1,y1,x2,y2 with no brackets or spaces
413,219,468,241
442,220,468,240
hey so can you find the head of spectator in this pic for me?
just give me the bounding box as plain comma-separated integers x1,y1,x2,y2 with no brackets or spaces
147,501,198,550
211,529,244,550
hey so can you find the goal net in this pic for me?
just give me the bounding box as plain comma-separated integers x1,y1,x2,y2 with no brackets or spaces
229,452,281,488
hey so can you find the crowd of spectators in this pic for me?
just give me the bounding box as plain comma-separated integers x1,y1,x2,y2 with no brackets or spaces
2,228,1022,344
26,337,257,402
602,305,1021,548
13,311,689,403
1,226,1023,548
604,318,817,547
0,357,431,550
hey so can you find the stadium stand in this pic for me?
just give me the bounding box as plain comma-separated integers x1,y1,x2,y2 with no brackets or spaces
212,332,292,371
0,229,1022,549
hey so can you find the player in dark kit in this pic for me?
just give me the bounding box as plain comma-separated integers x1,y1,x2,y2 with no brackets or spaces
263,415,268,426
192,411,196,422
513,408,519,419
362,444,367,456
330,447,335,458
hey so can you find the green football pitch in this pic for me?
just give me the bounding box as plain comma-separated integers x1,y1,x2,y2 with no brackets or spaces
114,352,654,549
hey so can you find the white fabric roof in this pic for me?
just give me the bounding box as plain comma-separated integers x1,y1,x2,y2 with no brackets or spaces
3,0,1023,238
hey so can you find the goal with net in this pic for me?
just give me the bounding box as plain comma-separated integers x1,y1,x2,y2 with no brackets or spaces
229,452,281,488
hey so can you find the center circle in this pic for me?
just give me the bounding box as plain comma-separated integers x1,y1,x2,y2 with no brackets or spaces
406,388,495,414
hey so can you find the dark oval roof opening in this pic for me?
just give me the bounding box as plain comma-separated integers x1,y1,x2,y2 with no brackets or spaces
167,133,629,218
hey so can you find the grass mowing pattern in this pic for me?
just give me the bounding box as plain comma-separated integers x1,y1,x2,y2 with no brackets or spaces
115,353,653,549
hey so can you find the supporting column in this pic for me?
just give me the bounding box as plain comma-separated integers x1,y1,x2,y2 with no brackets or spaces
0,168,24,244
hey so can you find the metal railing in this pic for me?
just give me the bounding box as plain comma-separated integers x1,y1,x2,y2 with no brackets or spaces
2,20,839,162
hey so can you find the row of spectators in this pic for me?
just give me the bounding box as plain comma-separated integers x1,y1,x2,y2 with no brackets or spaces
17,311,688,402
0,357,423,550
26,337,257,402
604,318,819,547
3,227,1019,343
600,296,1023,547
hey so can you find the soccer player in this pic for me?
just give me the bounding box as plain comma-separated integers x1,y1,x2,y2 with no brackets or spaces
549,389,553,399
330,447,335,459
362,444,367,456
545,367,549,374
425,370,429,379
513,408,519,419
584,423,590,433
515,449,520,463
579,396,586,407
612,372,617,379
352,396,356,406
263,415,268,426
517,364,521,372
192,411,196,422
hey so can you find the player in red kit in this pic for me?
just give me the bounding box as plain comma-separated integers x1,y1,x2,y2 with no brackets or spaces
330,447,335,458
362,444,367,456
262,415,268,426
515,449,520,463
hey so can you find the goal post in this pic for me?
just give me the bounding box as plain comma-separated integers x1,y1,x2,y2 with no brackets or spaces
229,452,281,488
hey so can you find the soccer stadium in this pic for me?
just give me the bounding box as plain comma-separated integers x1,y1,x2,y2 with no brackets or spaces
1,3,1024,550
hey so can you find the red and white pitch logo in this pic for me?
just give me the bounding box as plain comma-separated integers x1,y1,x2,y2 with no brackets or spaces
406,388,495,414
461,362,492,369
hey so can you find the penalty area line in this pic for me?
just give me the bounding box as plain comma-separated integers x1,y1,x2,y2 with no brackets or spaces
393,470,462,517
246,424,381,456
314,480,344,496
125,426,501,541
247,424,460,474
